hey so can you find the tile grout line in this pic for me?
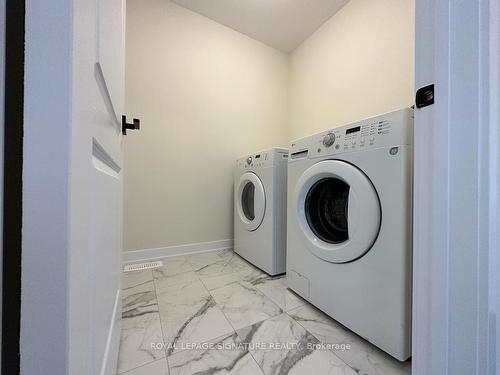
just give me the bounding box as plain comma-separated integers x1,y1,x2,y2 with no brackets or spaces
152,260,176,374
164,252,237,370
196,253,237,337
119,357,167,375
201,267,268,375
118,269,165,375
192,250,275,375
122,255,234,374
157,254,207,368
150,268,169,369
201,252,292,375
157,251,297,375
286,304,412,374
253,279,303,312
283,309,359,374
230,311,302,375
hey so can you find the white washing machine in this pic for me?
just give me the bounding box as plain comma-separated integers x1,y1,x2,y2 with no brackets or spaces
234,148,288,275
286,108,413,361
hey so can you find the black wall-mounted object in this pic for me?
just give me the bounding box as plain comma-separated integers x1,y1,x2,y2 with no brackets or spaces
122,115,140,135
415,84,434,108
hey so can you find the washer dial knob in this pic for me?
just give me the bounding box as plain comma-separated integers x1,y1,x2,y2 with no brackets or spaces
322,133,336,147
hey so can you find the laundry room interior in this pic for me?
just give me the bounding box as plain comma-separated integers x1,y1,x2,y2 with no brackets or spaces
121,0,415,374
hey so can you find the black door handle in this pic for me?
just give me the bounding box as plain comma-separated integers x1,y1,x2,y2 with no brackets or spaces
415,84,434,108
122,115,140,135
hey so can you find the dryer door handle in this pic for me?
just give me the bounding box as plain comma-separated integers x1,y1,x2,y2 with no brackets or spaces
347,187,359,240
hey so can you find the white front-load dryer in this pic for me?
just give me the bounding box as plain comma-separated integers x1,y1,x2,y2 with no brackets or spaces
234,148,288,275
286,108,413,361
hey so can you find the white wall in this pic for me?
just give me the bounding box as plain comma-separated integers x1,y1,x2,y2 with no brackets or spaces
124,0,289,251
124,0,414,253
288,0,415,141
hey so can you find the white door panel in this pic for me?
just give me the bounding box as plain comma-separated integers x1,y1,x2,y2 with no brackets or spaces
23,0,126,372
72,0,125,374
94,64,123,171
91,1,125,374
94,0,125,166
98,0,125,123
20,0,125,375
90,159,122,374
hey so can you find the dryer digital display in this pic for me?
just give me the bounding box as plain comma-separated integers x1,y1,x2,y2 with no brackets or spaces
345,126,361,134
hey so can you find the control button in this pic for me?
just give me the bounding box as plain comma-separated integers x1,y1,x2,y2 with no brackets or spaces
370,136,375,142
246,157,252,164
335,144,340,150
322,133,336,147
360,138,365,143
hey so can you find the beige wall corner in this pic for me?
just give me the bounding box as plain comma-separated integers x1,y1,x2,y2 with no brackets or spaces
288,0,415,141
124,0,415,252
124,0,289,251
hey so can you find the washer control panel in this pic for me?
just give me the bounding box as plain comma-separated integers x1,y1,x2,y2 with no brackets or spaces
322,133,336,147
289,108,413,161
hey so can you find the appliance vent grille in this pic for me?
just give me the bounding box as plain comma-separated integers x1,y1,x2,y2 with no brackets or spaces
123,261,163,272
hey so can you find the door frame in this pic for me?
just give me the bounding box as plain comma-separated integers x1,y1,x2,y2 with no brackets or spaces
1,0,24,373
413,0,498,373
21,0,73,370
0,0,4,373
13,0,500,374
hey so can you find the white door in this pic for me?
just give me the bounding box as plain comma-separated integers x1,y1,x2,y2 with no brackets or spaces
90,1,126,374
413,1,499,374
236,172,266,231
293,160,380,263
22,0,126,374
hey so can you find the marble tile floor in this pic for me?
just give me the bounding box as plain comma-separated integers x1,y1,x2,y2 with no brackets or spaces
117,249,411,375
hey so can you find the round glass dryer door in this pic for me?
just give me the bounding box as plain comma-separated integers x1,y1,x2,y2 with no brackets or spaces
236,172,265,231
294,160,381,263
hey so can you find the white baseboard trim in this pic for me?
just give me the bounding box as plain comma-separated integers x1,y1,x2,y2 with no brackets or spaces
99,289,121,375
122,239,234,264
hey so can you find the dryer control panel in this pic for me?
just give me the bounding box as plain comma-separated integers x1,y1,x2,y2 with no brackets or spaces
289,108,413,161
236,147,289,169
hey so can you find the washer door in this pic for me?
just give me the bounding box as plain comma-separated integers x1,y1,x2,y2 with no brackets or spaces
236,172,266,231
295,160,381,263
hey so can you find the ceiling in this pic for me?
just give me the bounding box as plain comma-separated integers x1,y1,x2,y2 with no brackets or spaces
171,0,349,53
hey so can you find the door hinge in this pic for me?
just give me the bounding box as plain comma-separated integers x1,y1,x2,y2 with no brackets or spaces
415,84,434,108
122,115,140,135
